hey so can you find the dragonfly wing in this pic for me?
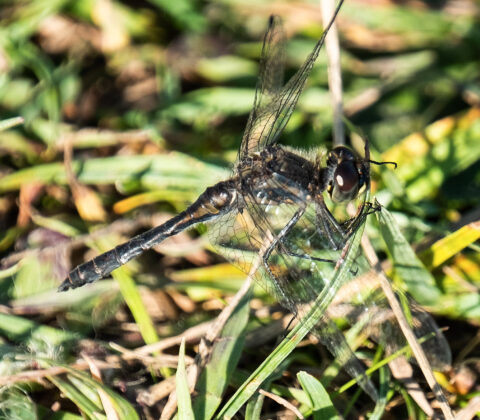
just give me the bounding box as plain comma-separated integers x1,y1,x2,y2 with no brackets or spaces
239,0,344,159
314,314,379,400
207,173,378,398
239,15,286,161
209,174,350,309
329,272,452,371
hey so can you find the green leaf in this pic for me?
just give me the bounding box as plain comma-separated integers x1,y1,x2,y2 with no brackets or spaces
37,404,84,419
418,221,480,269
0,116,24,132
368,367,390,420
84,236,163,372
43,360,139,420
176,338,194,420
196,56,257,82
10,254,57,299
48,376,104,418
193,293,250,419
376,205,441,305
244,393,265,420
297,371,340,420
0,313,78,352
110,266,159,346
163,88,255,126
382,109,480,203
0,153,227,196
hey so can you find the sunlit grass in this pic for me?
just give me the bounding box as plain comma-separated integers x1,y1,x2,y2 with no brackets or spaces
0,0,479,418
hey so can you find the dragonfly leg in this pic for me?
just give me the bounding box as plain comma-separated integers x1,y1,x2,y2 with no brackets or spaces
315,201,347,250
283,250,336,265
281,250,359,277
342,202,376,238
260,206,306,312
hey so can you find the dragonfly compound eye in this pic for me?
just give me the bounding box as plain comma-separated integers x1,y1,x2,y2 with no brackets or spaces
331,160,360,203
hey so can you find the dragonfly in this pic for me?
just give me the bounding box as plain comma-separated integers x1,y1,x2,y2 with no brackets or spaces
59,0,450,400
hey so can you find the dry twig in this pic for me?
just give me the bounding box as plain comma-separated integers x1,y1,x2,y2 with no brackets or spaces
361,233,455,420
259,389,304,419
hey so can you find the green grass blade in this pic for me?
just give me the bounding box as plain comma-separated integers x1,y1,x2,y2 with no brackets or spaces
193,293,250,419
297,371,340,420
0,116,24,132
81,235,160,349
418,221,480,269
42,360,139,420
244,393,265,420
376,205,441,305
368,367,390,420
0,153,227,196
48,375,105,418
176,338,194,420
110,267,159,346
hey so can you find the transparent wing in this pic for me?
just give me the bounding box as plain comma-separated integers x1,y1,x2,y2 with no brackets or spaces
239,15,285,160
208,175,360,308
238,1,344,160
208,172,450,399
207,174,378,399
329,271,452,371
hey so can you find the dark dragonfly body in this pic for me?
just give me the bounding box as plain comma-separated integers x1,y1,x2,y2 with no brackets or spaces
59,0,367,293
59,0,451,402
60,144,367,291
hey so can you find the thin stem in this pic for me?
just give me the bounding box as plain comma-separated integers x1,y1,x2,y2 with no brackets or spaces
321,0,345,146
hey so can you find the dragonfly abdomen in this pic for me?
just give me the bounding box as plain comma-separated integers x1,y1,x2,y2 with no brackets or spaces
59,180,236,291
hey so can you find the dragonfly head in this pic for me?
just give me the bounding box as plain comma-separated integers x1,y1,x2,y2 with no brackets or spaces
326,146,368,203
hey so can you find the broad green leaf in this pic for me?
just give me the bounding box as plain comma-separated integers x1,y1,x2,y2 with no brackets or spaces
163,88,254,126
0,313,78,352
10,254,57,299
376,206,441,305
297,371,340,420
0,153,227,196
436,293,480,320
196,56,257,82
